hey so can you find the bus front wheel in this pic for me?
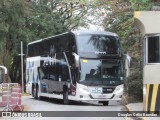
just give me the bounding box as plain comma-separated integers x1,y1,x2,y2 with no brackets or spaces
36,85,42,100
63,88,69,104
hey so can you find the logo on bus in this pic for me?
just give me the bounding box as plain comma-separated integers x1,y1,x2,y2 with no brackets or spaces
27,61,34,69
106,89,112,92
95,51,106,55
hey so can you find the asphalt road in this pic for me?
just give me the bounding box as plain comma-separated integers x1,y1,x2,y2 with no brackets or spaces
20,96,126,120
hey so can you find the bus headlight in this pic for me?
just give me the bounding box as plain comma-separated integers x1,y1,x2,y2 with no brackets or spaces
114,87,123,95
79,88,90,94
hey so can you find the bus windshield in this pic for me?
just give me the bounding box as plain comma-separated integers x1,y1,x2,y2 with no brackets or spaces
79,59,124,86
76,34,119,54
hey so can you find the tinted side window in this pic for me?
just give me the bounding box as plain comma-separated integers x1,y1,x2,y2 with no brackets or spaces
42,38,56,57
56,34,76,53
27,42,43,57
56,53,70,81
27,33,76,57
68,34,76,53
28,44,33,57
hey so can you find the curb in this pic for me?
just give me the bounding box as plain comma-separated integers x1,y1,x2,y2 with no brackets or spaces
122,96,145,120
124,105,144,120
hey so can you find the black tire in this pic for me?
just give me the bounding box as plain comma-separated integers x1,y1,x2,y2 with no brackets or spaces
63,88,69,104
102,101,109,106
33,86,37,99
36,85,42,100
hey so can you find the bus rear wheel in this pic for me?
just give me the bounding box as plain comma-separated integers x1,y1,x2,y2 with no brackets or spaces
33,86,37,99
63,88,69,104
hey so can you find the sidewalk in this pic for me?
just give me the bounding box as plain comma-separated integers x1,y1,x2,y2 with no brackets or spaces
125,103,160,120
126,102,143,111
125,102,144,120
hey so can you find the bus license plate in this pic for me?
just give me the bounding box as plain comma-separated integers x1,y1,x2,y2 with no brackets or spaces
90,88,102,94
98,95,106,98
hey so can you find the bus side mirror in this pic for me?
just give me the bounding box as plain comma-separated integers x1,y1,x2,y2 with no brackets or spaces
126,54,132,68
72,53,80,67
0,66,8,83
123,53,132,68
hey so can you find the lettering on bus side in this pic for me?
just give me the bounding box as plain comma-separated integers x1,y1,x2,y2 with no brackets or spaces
27,61,34,69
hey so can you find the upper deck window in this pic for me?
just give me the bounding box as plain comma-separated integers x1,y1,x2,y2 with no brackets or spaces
27,33,76,57
76,34,119,54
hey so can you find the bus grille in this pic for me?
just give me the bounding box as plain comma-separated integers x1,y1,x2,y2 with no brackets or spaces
103,87,115,94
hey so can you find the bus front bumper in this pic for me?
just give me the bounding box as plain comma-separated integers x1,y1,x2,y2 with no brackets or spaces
72,93,122,102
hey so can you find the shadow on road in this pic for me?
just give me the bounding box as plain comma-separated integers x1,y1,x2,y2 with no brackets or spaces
30,97,99,106
28,96,122,106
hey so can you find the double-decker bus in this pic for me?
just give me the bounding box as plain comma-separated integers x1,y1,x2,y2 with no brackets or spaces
26,31,125,105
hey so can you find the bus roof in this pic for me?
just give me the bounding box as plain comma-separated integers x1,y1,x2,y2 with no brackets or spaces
28,31,118,45
28,32,70,45
72,31,118,37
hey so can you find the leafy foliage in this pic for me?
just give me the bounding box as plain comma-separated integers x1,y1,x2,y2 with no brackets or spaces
102,0,153,101
124,68,143,102
103,0,153,51
0,0,90,83
0,0,30,66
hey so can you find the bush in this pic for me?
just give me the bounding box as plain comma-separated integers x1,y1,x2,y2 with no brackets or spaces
124,69,143,102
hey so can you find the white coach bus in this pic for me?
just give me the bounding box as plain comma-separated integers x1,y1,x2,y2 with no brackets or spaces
26,31,125,105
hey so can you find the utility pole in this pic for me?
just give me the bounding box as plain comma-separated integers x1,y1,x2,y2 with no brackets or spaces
19,41,24,94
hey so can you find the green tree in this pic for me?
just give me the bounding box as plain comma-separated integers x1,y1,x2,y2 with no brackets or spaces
25,0,89,40
0,0,90,83
0,0,30,67
103,0,153,51
102,0,153,102
0,0,32,83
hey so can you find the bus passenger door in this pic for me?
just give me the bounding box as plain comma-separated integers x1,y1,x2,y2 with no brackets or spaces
48,63,57,93
56,53,70,93
66,52,78,85
38,67,49,93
